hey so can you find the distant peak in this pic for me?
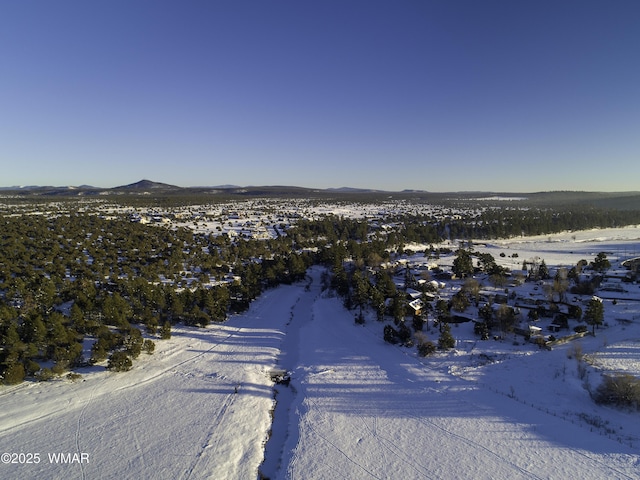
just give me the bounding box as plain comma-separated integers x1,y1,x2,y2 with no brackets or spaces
114,179,181,190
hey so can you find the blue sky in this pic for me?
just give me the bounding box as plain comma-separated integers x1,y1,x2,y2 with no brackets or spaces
1,1,639,191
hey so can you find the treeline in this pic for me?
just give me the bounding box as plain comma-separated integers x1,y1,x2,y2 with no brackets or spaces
447,206,640,239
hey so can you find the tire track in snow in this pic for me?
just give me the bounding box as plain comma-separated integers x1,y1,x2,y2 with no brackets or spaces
557,446,637,480
131,427,149,474
74,380,99,480
302,415,383,480
357,415,436,480
293,396,426,480
182,391,236,480
407,413,543,480
452,381,639,480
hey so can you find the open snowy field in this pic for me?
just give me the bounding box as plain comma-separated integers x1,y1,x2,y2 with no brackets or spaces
480,226,640,271
1,228,640,479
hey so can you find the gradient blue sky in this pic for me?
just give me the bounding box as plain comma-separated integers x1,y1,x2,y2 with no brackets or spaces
2,1,639,191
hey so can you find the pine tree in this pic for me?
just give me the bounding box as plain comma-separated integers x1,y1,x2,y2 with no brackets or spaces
585,296,604,335
474,321,489,340
383,325,399,344
107,351,132,372
2,362,26,385
160,321,172,340
538,259,549,279
143,339,155,354
591,252,611,272
438,324,455,350
452,249,474,278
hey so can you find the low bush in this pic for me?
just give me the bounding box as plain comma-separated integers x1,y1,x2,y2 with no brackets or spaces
2,363,26,385
107,351,133,372
574,325,588,334
593,374,640,410
36,368,55,382
383,325,399,344
417,340,436,357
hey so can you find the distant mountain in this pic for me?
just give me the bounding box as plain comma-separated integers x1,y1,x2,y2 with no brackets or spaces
0,185,45,190
113,179,182,191
325,187,386,193
2,180,639,210
192,184,241,189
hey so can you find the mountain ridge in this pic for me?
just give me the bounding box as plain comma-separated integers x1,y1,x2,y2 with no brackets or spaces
2,180,640,210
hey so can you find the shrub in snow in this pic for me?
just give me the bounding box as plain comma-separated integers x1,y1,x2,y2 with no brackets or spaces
2,362,25,385
594,374,640,410
67,372,82,382
36,367,54,382
417,339,436,357
143,339,155,354
474,322,489,340
107,351,133,372
383,325,399,344
160,321,172,339
24,359,41,376
397,322,412,344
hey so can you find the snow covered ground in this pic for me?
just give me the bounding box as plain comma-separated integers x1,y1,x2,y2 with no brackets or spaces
1,228,640,479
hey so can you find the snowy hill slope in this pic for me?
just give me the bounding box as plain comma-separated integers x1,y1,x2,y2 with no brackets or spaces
0,284,304,479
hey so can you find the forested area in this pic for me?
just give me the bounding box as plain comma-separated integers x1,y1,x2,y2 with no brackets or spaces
0,212,312,384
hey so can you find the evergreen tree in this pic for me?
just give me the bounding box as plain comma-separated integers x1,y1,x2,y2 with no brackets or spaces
383,325,399,344
474,321,489,340
452,249,474,279
451,291,470,313
438,323,455,350
352,270,370,313
496,304,516,336
591,252,611,272
397,322,412,344
435,299,451,330
369,287,385,322
412,314,424,332
585,296,605,335
538,259,549,279
391,293,406,325
143,339,155,354
160,321,172,340
124,328,143,359
107,351,133,372
2,362,26,385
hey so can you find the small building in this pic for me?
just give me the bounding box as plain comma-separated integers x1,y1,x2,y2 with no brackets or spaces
529,325,542,336
548,323,562,333
408,298,424,316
